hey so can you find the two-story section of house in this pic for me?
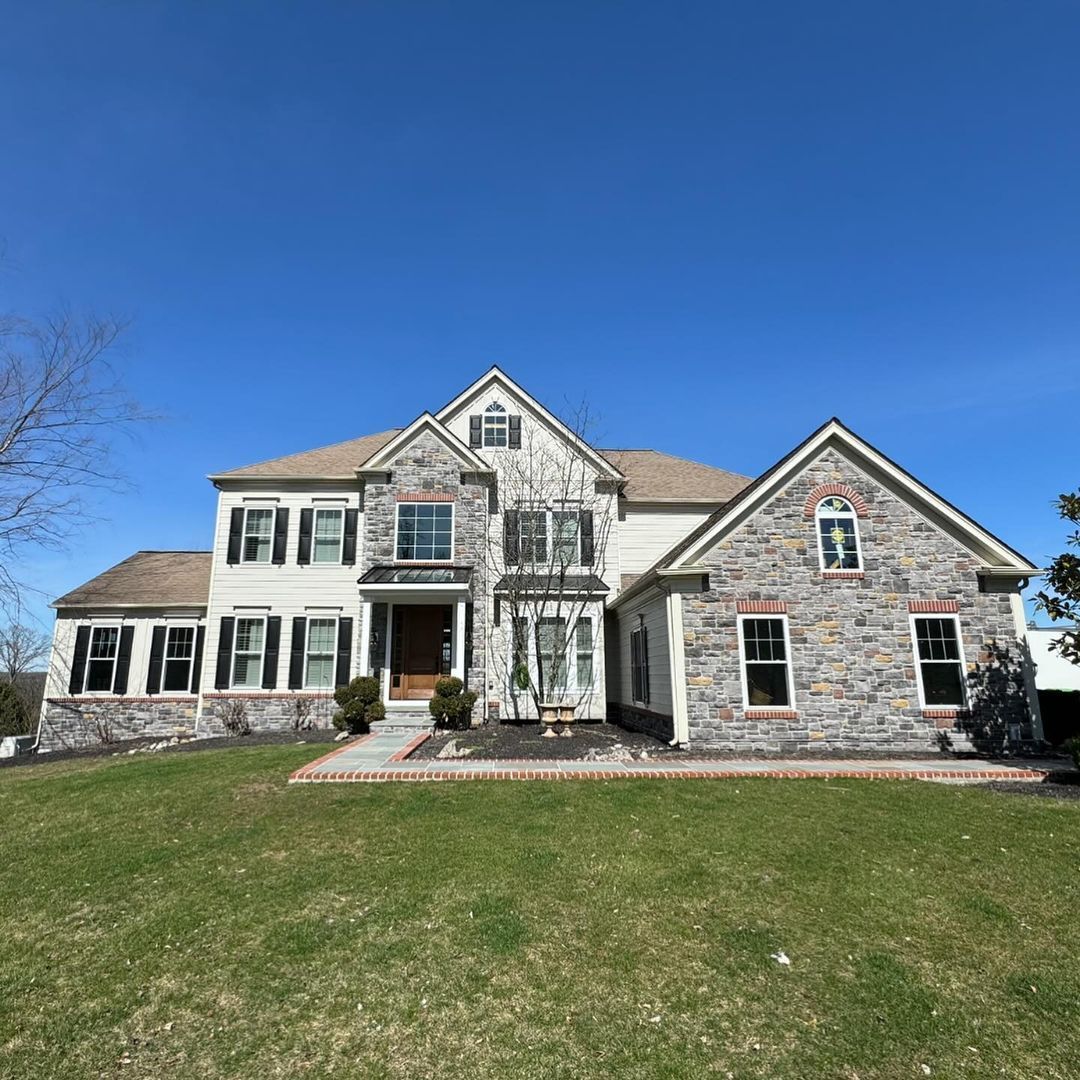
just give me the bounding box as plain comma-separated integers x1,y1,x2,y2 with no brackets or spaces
38,367,1042,755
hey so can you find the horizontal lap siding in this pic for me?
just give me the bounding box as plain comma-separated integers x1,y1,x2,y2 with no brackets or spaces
618,505,715,576
608,592,672,713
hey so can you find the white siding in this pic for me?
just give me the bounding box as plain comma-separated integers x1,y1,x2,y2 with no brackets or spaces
203,484,362,693
618,504,715,576
1028,626,1080,692
608,590,671,713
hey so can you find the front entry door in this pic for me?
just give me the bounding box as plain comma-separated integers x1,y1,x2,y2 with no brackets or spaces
390,605,451,700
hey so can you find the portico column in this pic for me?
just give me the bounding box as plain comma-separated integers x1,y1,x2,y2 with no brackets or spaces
452,596,467,681
358,600,372,676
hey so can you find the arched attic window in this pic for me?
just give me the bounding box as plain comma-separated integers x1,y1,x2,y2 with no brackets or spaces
483,402,507,447
815,496,861,571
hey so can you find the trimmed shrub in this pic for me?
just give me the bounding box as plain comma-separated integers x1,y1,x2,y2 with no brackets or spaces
429,676,478,731
333,676,384,735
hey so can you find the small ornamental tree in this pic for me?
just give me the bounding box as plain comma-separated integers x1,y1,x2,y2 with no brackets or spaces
1035,491,1080,668
0,679,30,737
333,676,385,734
428,676,477,731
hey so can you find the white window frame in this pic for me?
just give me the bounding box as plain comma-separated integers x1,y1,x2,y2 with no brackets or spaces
909,613,968,709
231,616,267,689
737,613,796,711
483,401,508,448
519,509,580,567
241,506,277,565
394,502,455,563
162,623,198,694
83,624,121,694
304,616,339,690
814,496,862,573
311,507,345,565
575,616,594,691
630,619,649,706
506,614,594,696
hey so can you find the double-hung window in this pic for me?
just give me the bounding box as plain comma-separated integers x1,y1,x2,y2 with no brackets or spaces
232,617,266,688
537,617,568,694
519,511,548,563
85,627,119,692
912,616,967,708
305,618,337,689
630,620,649,705
483,402,508,447
163,626,195,692
312,508,344,564
815,497,861,571
519,510,580,566
396,503,453,561
242,508,275,564
552,512,580,566
575,618,594,689
740,616,793,708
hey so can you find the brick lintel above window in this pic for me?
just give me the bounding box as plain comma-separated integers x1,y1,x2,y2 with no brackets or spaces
736,599,787,614
395,492,455,502
908,599,960,613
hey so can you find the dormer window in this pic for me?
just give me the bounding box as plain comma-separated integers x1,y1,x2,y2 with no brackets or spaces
815,496,861,571
483,402,508,447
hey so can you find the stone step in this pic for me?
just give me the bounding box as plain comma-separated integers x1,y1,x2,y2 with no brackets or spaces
371,713,434,735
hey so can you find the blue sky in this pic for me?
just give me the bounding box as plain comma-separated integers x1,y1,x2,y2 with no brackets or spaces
2,2,1078,627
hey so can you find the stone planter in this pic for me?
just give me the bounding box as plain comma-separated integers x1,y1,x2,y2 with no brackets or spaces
540,702,576,737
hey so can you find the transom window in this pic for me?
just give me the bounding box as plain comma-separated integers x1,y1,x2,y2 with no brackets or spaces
396,503,453,561
815,497,861,571
232,618,266,688
305,618,337,689
312,508,343,564
740,616,793,708
85,626,119,692
913,616,967,707
519,510,580,565
163,626,195,692
242,508,275,564
483,402,507,447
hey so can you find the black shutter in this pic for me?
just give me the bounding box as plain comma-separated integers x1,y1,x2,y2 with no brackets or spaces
190,626,206,694
580,510,594,565
469,415,482,447
227,507,244,564
504,509,520,565
262,616,281,689
464,603,474,682
69,625,91,695
146,626,167,695
342,509,358,565
112,626,135,694
288,617,307,690
214,617,235,689
336,617,353,687
297,509,313,565
642,626,650,704
508,415,521,448
493,596,501,627
272,509,289,565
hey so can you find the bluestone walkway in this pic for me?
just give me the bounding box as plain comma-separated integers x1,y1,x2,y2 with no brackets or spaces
289,732,1056,784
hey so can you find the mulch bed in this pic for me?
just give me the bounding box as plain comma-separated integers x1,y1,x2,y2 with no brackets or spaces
981,772,1080,800
1,728,342,769
410,722,667,762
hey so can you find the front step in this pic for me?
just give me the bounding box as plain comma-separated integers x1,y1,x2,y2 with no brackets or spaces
370,712,434,736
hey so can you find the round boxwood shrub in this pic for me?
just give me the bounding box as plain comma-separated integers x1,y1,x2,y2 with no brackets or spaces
428,676,477,731
333,676,385,735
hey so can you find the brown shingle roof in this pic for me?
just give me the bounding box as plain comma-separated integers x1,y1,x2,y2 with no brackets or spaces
53,551,212,609
599,449,751,503
212,429,402,479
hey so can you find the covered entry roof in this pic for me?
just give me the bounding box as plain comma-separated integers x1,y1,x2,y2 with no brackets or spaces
359,566,473,586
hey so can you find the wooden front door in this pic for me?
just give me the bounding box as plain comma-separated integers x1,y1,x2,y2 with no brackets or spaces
389,605,451,700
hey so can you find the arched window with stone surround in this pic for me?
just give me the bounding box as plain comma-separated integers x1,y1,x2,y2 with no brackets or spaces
815,495,861,571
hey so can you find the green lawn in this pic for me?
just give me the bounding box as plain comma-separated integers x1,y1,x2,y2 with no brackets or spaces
1,748,1078,1079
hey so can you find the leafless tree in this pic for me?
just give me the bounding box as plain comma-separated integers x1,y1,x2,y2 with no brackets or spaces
0,620,51,684
483,402,617,722
0,308,150,603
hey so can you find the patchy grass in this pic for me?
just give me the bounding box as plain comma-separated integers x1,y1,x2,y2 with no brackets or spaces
1,748,1078,1079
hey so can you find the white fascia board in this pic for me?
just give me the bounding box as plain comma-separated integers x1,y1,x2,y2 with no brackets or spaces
433,366,625,482
358,412,492,473
672,422,1036,573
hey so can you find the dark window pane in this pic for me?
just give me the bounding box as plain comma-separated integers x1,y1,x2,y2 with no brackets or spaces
163,659,191,692
819,517,860,569
746,663,789,707
85,659,114,692
921,662,965,706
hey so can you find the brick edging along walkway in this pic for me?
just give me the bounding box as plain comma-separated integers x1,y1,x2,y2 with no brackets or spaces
288,736,1053,785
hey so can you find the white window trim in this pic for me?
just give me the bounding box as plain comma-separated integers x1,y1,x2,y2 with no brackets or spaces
814,497,862,573
506,614,594,696
630,621,649,706
483,401,508,448
311,507,345,565
162,622,198,695
231,615,268,689
303,616,339,690
909,613,969,709
393,501,455,563
737,613,796,711
575,615,594,691
519,508,581,567
241,506,277,565
82,624,121,695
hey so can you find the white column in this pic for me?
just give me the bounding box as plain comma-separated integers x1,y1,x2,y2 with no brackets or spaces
453,596,467,681
358,600,371,676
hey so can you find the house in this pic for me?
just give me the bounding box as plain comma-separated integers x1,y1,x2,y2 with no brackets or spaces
37,367,1042,754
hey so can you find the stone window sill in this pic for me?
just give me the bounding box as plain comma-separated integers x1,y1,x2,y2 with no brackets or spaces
821,571,865,580
745,708,799,720
922,708,968,720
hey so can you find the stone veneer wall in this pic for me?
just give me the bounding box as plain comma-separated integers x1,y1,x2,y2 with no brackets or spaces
681,448,1031,754
608,702,675,742
39,698,200,751
199,693,338,735
361,430,489,716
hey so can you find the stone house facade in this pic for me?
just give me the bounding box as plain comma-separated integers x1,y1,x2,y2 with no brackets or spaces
37,370,1040,754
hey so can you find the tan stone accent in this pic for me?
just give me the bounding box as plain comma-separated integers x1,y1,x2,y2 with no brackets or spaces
688,675,714,687
819,635,837,645
683,630,696,644
873,654,893,664
831,662,846,672
900,556,916,566
884,593,899,603
815,619,840,630
717,540,734,550
809,730,826,740
783,538,807,549
891,699,910,709
810,682,832,693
